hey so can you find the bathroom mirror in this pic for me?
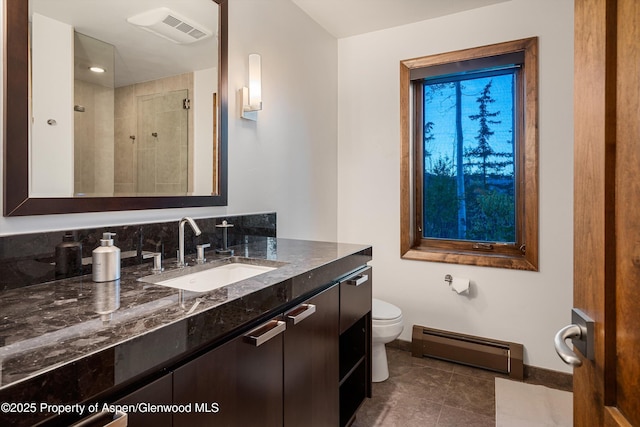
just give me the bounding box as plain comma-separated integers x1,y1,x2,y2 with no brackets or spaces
3,0,228,216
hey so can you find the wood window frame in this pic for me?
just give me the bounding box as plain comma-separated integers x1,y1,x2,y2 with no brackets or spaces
400,37,539,271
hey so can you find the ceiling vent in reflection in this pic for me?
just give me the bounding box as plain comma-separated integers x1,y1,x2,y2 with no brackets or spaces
127,7,212,44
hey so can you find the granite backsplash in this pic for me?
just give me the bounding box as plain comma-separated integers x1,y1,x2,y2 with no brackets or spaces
0,213,276,291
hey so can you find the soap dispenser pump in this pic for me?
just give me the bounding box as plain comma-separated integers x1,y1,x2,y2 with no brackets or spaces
92,232,121,282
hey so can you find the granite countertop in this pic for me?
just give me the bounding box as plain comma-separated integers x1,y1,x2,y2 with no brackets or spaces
0,237,371,418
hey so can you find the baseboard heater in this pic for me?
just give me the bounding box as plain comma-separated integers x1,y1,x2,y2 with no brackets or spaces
411,325,523,380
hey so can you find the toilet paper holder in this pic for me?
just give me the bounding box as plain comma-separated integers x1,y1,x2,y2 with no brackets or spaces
444,274,470,294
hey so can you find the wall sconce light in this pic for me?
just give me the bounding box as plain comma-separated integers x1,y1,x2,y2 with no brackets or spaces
241,53,262,121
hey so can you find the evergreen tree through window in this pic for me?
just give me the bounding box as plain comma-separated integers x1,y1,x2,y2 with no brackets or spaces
400,38,539,270
422,70,517,243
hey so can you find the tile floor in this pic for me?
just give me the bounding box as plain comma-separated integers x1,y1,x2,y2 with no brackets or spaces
352,347,570,427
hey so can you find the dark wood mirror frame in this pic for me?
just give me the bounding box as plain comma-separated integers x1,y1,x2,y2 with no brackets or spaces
3,0,228,216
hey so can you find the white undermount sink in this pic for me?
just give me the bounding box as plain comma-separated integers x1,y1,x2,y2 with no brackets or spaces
139,260,278,293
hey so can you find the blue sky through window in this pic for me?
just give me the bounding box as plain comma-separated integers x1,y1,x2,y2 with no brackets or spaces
421,70,517,242
423,73,515,177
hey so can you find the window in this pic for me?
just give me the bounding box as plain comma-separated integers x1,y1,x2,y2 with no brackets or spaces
400,38,538,270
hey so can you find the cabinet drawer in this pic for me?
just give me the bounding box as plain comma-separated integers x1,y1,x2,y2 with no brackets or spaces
339,267,372,334
114,374,172,427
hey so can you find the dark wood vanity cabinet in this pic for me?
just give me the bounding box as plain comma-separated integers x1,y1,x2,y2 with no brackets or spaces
173,284,341,427
338,267,372,427
101,266,371,427
115,374,173,427
284,284,340,427
173,319,285,427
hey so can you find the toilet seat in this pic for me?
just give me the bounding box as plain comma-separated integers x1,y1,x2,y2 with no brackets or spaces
373,298,402,321
373,316,403,326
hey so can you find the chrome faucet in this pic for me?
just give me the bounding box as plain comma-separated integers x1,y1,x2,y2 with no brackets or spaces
178,217,202,267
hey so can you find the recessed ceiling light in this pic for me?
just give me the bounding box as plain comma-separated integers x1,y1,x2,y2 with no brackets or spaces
89,66,106,73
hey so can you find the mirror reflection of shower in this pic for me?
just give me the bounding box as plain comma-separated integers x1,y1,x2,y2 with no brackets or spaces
131,89,189,195
73,32,115,197
73,31,192,197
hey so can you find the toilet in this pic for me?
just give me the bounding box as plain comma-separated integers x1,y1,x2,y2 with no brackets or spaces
372,298,404,382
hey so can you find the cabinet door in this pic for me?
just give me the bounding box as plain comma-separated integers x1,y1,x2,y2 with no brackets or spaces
284,284,340,427
114,373,172,427
173,319,285,427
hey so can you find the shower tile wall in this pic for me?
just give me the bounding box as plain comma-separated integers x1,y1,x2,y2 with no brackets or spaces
74,79,115,196
114,72,194,195
114,85,136,194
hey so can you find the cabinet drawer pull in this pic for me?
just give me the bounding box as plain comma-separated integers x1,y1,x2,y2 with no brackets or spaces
244,320,286,347
71,410,127,427
346,274,368,287
286,304,316,325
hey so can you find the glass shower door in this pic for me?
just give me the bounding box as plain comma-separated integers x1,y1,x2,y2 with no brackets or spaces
136,89,189,195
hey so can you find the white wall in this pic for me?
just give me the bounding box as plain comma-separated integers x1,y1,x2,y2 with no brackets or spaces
0,0,338,242
30,13,74,197
227,0,338,240
337,0,574,372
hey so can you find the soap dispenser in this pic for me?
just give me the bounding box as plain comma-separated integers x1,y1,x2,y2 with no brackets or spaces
55,233,82,278
92,232,121,282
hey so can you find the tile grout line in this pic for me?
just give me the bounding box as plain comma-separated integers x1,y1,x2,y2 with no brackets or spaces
434,403,444,426
434,369,454,426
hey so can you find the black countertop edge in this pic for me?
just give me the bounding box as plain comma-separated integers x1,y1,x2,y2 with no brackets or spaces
0,238,372,427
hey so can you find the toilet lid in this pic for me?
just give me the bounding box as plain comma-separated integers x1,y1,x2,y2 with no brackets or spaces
372,298,402,320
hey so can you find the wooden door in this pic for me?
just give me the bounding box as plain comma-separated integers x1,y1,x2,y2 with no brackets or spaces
573,0,640,425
